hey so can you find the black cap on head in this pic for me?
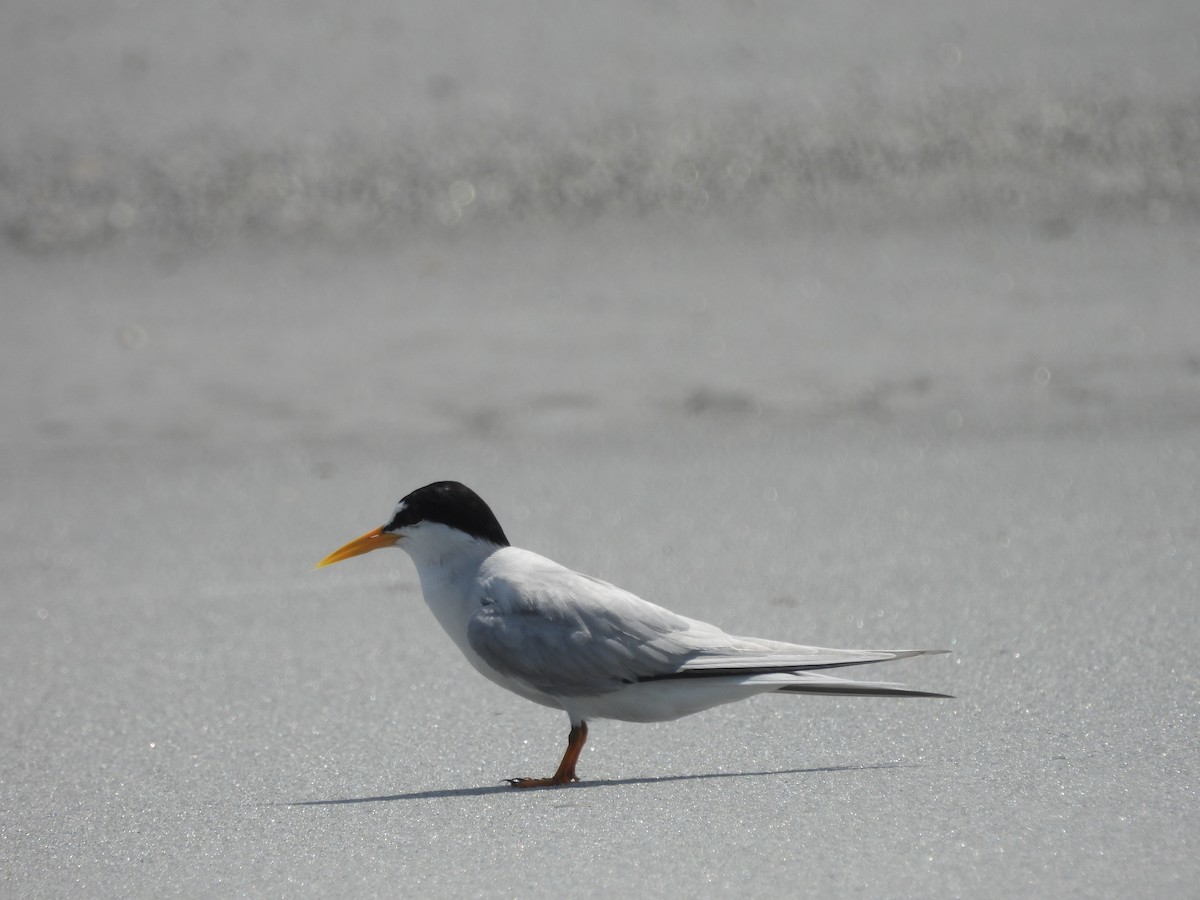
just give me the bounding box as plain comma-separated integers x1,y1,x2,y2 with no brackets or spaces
383,481,510,547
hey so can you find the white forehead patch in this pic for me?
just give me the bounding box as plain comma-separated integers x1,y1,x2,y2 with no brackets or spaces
392,500,407,518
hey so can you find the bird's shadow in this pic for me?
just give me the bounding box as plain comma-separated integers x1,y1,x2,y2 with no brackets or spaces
286,762,912,806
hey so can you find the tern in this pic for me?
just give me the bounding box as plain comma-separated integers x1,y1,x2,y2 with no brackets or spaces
317,481,951,787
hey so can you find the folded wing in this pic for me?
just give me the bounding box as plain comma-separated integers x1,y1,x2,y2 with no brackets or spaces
467,550,948,699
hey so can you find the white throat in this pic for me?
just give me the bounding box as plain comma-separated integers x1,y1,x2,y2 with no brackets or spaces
397,522,504,650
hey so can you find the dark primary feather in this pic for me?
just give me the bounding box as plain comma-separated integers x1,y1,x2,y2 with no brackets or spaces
639,649,948,683
776,682,954,698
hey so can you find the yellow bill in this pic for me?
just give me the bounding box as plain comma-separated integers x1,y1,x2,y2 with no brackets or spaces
315,526,400,569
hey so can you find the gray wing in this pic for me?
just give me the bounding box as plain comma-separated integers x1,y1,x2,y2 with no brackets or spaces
467,553,939,698
467,566,696,697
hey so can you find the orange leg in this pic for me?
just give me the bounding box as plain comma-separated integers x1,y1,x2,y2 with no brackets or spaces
507,721,588,788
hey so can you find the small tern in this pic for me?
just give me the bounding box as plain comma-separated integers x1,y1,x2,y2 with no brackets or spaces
317,481,951,787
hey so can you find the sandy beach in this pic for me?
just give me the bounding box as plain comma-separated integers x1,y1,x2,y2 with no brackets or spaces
2,2,1198,896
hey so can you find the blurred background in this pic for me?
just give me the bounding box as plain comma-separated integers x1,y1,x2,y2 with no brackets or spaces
2,2,1198,896
1,1,1197,442
3,1,1199,248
